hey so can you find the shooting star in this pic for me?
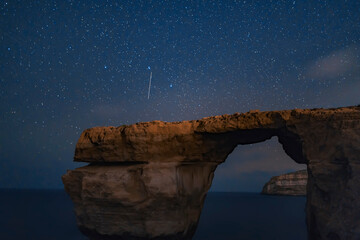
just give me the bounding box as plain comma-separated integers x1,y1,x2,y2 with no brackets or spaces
147,71,152,99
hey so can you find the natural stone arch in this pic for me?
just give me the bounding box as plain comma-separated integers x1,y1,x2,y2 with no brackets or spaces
63,106,360,240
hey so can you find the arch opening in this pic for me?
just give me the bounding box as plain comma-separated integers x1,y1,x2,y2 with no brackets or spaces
193,136,307,240
211,136,306,192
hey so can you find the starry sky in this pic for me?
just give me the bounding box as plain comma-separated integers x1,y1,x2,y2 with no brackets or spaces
1,0,359,190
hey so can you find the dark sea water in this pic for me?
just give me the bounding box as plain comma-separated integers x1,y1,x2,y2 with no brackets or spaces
0,190,307,240
193,192,307,240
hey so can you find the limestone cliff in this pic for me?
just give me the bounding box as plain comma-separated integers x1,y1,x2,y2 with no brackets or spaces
262,169,307,196
63,106,360,240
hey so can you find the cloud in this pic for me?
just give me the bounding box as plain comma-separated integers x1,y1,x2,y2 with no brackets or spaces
300,45,360,108
306,45,360,80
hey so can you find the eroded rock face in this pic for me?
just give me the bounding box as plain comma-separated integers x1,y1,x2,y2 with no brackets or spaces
262,169,308,196
63,162,216,239
63,106,360,240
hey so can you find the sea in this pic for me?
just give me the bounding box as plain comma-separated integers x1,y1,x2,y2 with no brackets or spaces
0,190,307,240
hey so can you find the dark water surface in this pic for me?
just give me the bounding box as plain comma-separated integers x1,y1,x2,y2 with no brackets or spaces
193,192,307,240
0,190,306,240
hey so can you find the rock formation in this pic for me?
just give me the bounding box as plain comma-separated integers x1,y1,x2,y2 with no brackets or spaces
62,106,360,240
262,169,308,196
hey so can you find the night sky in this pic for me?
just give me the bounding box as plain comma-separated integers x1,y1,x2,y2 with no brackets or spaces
1,0,359,190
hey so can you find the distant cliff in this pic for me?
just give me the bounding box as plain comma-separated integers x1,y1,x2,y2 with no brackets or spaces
262,170,307,196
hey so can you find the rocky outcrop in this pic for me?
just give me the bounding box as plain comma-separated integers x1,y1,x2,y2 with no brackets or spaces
63,162,216,239
262,169,308,196
62,106,360,240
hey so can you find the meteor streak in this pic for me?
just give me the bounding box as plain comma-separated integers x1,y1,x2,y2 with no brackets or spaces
147,71,152,99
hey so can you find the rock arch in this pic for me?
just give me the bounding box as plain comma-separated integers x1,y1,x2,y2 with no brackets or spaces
63,106,360,240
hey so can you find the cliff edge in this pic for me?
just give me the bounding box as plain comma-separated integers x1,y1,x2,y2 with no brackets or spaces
262,169,307,196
